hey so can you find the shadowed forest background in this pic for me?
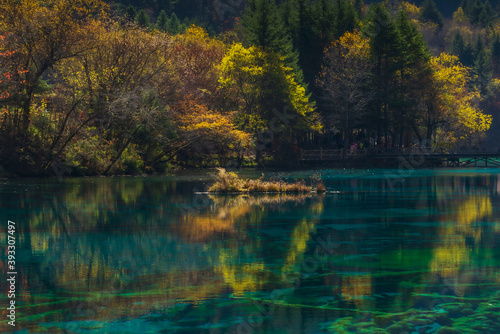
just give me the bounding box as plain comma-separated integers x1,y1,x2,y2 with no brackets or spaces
1,0,500,176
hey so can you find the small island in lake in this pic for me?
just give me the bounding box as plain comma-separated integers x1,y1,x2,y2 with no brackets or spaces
208,168,326,193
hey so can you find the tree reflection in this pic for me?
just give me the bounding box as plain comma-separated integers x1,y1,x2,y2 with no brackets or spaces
0,179,325,330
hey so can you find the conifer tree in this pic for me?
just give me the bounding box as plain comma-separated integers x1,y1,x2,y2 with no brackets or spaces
242,0,304,84
450,32,474,67
126,5,137,22
470,0,484,24
333,0,357,39
478,0,496,26
490,33,500,75
169,13,181,34
157,10,169,32
365,4,402,144
295,0,316,84
395,9,432,145
474,39,492,94
313,0,335,44
135,9,150,28
461,0,474,16
419,0,443,27
280,0,297,34
462,43,476,67
354,0,364,19
450,31,466,58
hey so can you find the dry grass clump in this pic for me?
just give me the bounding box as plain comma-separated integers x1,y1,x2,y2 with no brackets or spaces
315,182,326,193
208,168,313,193
311,173,326,193
208,168,242,192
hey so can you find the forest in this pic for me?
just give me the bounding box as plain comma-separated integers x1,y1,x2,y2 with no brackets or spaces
0,0,499,176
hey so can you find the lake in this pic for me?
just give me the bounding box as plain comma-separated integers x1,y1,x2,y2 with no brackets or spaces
1,169,500,333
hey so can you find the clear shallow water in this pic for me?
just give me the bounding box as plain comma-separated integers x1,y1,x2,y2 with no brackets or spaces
1,169,500,333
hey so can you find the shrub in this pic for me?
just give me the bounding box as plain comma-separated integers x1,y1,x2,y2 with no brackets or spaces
209,169,313,193
208,168,243,192
316,182,326,193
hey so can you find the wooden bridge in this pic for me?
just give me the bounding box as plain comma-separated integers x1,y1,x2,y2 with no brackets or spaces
300,147,500,167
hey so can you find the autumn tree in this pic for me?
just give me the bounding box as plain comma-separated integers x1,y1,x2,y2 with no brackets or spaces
0,0,108,135
317,30,371,156
171,99,252,167
161,26,226,106
49,24,173,174
156,26,252,166
426,53,491,147
0,34,22,115
219,43,322,161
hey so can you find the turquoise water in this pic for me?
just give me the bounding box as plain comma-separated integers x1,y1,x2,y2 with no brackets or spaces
1,169,500,333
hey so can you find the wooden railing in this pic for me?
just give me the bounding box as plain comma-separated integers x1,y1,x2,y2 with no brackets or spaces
300,148,367,161
300,147,499,161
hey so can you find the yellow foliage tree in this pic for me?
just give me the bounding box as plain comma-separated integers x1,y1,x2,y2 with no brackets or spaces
173,98,252,165
429,53,492,147
316,30,372,153
219,43,321,135
0,0,108,134
164,26,226,106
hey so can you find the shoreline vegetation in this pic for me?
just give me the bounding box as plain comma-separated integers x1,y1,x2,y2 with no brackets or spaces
1,0,498,177
208,168,326,194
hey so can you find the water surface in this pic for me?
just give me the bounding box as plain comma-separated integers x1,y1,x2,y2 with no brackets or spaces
1,169,500,333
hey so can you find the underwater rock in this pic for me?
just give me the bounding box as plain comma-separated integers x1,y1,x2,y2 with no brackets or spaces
477,301,500,313
373,315,396,328
461,308,474,316
354,321,378,329
407,314,434,326
386,323,407,334
436,326,461,334
438,302,472,318
435,314,453,326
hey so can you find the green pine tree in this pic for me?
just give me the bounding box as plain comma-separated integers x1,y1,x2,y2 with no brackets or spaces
365,4,402,145
419,0,443,27
135,9,150,28
475,36,485,57
353,0,364,19
450,31,466,58
461,0,474,17
156,10,169,32
478,0,496,26
490,33,500,75
397,10,431,70
126,5,137,22
394,9,432,145
295,0,317,85
450,31,475,67
470,0,484,24
280,0,298,35
313,0,335,44
243,0,304,85
169,12,180,34
462,43,476,67
474,48,492,95
333,0,357,39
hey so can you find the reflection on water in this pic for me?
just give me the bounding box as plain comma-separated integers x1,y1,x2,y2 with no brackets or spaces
1,170,500,333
